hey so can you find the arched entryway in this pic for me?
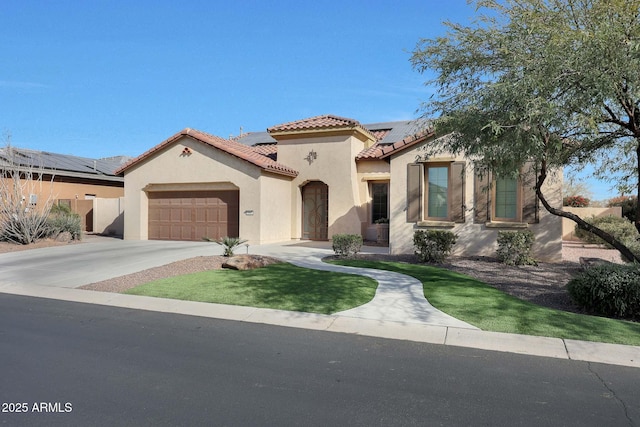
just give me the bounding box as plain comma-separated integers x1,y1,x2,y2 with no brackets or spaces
301,181,328,240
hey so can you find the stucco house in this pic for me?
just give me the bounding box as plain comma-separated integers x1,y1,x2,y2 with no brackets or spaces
116,115,562,260
0,146,126,231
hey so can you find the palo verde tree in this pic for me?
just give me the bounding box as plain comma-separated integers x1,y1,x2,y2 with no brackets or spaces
411,0,640,262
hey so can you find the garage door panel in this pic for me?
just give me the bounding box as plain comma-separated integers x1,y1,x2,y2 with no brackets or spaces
195,208,207,223
148,190,239,241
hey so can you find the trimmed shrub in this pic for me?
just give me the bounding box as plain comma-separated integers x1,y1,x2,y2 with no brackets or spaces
574,215,640,261
575,215,638,245
496,230,536,266
567,264,640,320
413,230,457,263
608,196,638,223
332,234,363,257
47,210,82,241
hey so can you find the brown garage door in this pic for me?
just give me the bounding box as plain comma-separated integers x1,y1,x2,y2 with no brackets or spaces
148,190,239,241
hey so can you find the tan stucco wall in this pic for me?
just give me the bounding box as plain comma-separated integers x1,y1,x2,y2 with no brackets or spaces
122,136,292,244
51,180,124,201
0,176,123,209
93,197,124,236
389,141,563,262
276,133,368,239
258,172,293,244
562,206,622,241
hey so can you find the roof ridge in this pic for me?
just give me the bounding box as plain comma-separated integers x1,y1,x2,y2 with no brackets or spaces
267,114,360,132
116,128,298,177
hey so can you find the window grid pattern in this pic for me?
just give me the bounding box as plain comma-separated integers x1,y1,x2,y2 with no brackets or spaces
495,177,517,219
371,183,388,223
427,166,448,218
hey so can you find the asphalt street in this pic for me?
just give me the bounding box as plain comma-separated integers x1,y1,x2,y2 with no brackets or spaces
1,294,638,426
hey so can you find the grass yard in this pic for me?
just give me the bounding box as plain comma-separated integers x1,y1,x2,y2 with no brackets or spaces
125,262,377,315
330,259,640,346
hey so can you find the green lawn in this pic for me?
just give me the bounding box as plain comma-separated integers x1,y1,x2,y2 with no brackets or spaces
329,259,640,346
125,262,377,315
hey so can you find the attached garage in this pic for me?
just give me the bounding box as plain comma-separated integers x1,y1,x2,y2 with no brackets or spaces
148,190,239,241
117,128,298,243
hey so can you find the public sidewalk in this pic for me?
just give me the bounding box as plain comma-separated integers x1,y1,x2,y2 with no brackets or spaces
1,238,639,368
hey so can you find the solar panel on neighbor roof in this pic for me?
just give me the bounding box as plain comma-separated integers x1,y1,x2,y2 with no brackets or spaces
0,148,123,176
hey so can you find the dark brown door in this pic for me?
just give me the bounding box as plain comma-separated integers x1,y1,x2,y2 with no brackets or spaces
302,181,328,240
148,190,239,241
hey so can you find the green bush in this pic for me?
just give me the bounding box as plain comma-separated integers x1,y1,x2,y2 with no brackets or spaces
47,210,82,241
332,234,363,257
496,230,536,266
567,264,640,320
575,215,638,246
608,196,637,223
574,215,640,261
50,203,73,216
413,230,457,263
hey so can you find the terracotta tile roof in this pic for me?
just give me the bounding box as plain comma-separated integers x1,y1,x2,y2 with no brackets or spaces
251,143,278,161
369,129,390,142
268,114,360,132
115,129,298,177
267,114,377,142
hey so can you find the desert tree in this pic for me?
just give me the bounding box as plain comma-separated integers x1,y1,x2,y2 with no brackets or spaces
0,142,56,244
411,0,640,262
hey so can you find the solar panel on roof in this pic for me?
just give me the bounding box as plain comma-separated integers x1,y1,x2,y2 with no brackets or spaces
0,147,127,176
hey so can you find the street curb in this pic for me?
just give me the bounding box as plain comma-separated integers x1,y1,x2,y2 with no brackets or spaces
1,283,639,369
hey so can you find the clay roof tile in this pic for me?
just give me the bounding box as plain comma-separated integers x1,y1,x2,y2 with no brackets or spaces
116,129,298,177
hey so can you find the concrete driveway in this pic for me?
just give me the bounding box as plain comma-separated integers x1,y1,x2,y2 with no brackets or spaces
0,236,220,288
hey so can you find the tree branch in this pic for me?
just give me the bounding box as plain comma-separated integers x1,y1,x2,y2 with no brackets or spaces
535,158,640,263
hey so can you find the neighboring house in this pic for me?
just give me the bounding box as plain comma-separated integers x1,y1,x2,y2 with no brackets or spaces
116,115,562,260
0,146,127,231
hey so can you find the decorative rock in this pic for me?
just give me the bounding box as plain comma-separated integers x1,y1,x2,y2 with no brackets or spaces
55,231,73,243
222,254,281,270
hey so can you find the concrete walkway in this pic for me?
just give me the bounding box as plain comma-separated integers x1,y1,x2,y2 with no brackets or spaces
1,237,639,368
249,241,476,329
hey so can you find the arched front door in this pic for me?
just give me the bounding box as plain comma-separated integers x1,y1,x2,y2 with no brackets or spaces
302,181,328,240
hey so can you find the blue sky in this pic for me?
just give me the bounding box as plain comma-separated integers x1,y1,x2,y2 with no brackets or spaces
0,0,616,200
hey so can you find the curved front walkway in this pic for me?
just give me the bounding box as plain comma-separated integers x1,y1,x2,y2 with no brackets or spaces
251,241,478,329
